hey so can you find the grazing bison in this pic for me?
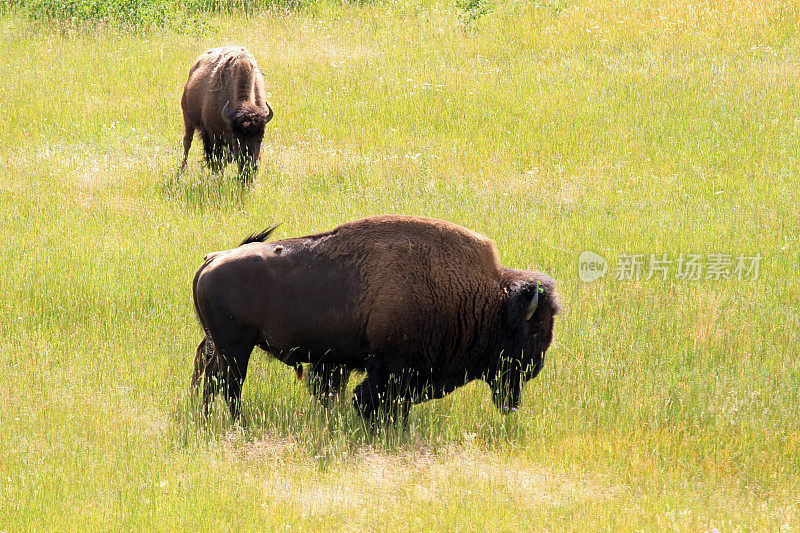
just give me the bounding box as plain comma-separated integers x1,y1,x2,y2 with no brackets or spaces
192,215,560,423
180,46,273,180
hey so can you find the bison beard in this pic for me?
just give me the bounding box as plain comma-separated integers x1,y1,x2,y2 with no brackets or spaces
191,215,560,424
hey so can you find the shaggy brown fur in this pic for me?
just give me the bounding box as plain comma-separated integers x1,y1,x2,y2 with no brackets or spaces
180,46,273,179
192,215,561,422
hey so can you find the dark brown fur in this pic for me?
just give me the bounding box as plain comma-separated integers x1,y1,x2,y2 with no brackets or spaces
180,46,273,179
192,215,561,422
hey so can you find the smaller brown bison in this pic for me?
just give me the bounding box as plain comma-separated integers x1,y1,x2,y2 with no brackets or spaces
192,216,560,424
181,46,273,180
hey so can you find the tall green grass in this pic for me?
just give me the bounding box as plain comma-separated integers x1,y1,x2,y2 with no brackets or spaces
0,0,798,529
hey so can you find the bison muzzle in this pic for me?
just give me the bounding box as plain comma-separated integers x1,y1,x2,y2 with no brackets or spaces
191,215,560,423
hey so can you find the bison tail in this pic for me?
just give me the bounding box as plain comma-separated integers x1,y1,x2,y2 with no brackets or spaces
191,256,217,389
239,224,281,247
191,337,207,390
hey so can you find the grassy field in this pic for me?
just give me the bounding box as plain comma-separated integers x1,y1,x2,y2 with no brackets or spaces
1,0,799,529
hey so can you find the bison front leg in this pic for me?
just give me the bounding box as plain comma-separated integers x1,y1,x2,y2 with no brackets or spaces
353,373,411,426
488,360,524,413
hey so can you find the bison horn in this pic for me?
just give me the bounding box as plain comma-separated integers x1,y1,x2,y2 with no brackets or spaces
263,102,273,124
221,100,233,126
525,281,540,321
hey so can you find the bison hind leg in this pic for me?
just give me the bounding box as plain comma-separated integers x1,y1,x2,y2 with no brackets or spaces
195,325,257,422
307,362,351,408
201,341,255,422
181,122,195,170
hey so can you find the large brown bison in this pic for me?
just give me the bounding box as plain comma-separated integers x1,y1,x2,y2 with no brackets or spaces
180,46,273,180
191,215,560,423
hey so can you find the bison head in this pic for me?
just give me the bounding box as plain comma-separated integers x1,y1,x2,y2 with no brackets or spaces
490,274,560,412
222,101,274,175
